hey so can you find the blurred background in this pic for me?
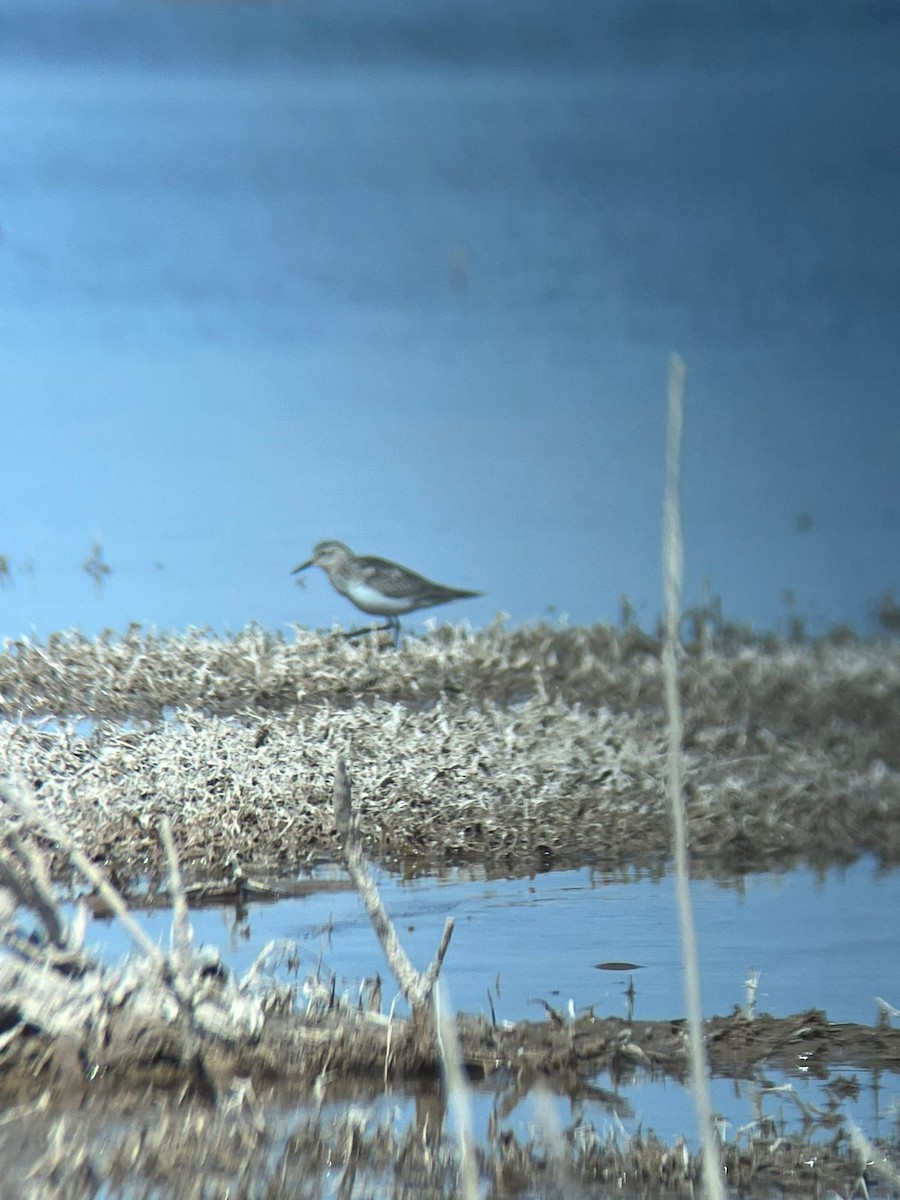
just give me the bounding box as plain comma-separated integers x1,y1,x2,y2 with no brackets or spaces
0,0,897,639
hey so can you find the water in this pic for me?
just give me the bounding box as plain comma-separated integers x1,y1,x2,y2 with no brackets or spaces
87,859,899,1026
0,0,898,640
80,858,900,1147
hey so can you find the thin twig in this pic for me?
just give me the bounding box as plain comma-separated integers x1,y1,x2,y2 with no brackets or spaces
419,918,456,1000
160,816,192,984
333,757,353,844
1,778,169,975
0,829,67,949
333,759,454,1010
662,353,725,1200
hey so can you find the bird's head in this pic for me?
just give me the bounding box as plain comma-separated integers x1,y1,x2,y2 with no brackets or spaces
291,540,353,575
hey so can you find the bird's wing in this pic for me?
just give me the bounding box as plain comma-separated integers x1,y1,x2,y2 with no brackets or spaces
356,556,435,599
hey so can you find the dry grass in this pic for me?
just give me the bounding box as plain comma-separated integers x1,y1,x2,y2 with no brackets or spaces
1,685,660,886
0,740,898,1198
0,622,897,887
2,621,897,763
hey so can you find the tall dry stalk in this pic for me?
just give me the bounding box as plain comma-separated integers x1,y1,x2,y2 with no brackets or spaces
433,981,479,1200
662,353,725,1200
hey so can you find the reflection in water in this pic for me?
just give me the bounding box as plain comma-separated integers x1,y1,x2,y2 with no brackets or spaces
78,856,900,1149
86,858,899,1025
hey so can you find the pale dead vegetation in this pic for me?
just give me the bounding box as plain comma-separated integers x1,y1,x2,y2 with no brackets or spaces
0,768,458,1092
0,771,461,1198
1,764,898,1200
1,687,659,887
0,622,899,1196
0,623,898,887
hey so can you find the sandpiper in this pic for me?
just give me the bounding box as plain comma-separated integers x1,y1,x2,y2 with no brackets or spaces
292,540,481,642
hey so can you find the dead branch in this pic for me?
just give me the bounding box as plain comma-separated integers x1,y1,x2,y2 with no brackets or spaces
0,824,67,950
333,758,454,1012
1,777,172,975
160,815,193,986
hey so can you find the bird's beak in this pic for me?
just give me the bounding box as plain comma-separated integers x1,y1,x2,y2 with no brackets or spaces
291,558,314,575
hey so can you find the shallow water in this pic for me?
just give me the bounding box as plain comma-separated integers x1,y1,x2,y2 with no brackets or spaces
82,857,900,1148
87,858,900,1026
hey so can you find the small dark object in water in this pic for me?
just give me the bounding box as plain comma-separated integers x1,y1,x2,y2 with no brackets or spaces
595,961,643,972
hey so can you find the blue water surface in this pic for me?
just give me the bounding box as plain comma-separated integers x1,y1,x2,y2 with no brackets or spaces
0,0,898,639
85,857,900,1026
79,856,900,1149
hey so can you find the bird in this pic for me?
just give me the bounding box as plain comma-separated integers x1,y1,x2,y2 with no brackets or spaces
291,540,481,643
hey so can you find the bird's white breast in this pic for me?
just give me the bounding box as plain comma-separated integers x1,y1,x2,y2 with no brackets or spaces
344,580,414,615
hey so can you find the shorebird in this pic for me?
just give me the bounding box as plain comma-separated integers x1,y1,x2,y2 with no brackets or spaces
292,540,481,642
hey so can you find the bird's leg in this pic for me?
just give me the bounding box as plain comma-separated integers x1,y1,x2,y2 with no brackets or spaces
343,621,398,646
